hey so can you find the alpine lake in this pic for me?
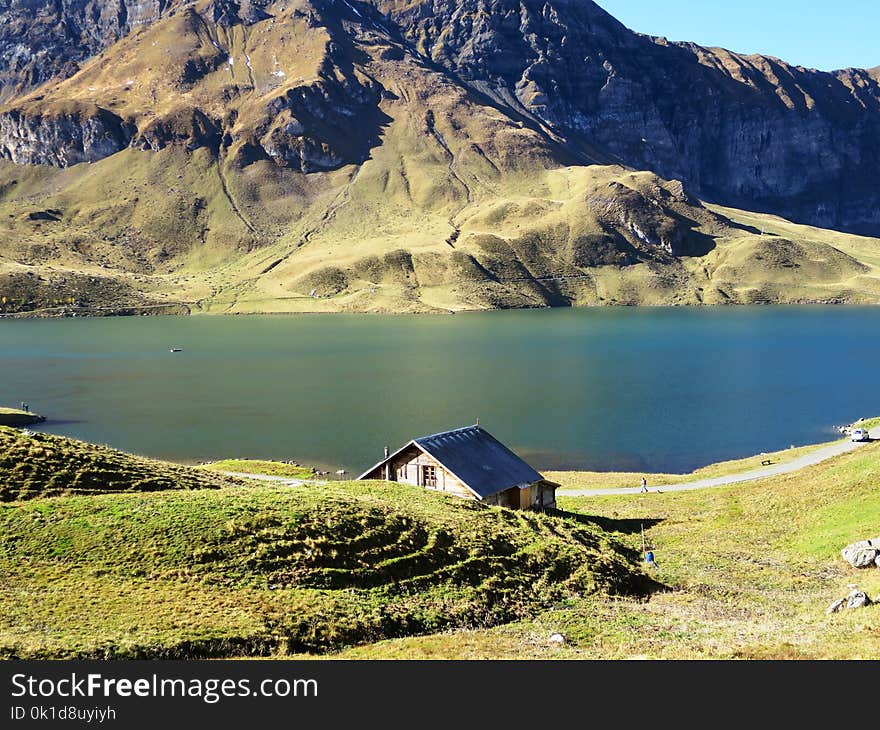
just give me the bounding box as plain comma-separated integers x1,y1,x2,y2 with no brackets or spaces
2,306,878,475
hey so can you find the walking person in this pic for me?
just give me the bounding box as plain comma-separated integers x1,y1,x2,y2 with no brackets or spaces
640,476,648,493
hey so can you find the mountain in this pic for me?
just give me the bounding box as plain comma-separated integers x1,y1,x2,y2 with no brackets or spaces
0,0,879,314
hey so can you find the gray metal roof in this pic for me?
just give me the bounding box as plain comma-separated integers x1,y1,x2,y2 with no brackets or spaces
413,425,544,499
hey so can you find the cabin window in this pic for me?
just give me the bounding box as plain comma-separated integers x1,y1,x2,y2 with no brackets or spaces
422,465,437,487
397,465,408,480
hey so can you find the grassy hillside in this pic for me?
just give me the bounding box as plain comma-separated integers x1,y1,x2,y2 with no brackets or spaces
0,425,650,659
0,481,650,659
0,426,243,501
4,153,880,315
326,441,880,659
701,204,880,305
2,424,878,659
851,416,880,432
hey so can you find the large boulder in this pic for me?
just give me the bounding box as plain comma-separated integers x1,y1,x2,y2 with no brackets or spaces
846,590,872,610
842,539,880,568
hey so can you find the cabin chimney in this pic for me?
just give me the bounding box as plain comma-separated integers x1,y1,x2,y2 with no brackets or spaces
383,446,390,481
384,445,390,458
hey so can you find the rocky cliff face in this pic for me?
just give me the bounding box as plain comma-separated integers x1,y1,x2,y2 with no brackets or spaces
0,0,878,246
256,73,384,172
0,0,179,103
0,104,133,165
373,0,880,234
0,0,387,174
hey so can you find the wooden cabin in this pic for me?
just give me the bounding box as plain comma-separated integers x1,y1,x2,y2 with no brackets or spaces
357,425,558,511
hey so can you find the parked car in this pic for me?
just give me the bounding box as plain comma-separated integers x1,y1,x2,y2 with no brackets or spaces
851,428,871,442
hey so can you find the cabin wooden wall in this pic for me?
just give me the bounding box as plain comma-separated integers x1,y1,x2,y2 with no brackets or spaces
485,483,557,510
387,448,474,500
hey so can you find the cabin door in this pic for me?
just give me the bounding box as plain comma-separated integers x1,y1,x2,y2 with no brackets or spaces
501,487,520,509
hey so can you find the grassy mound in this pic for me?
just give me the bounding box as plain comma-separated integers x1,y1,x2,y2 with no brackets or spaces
0,407,45,427
0,426,243,501
201,459,314,480
0,482,652,659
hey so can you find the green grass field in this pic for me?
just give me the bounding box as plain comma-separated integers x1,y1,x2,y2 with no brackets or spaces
549,440,832,492
852,417,880,433
0,428,648,658
0,484,647,659
2,424,878,659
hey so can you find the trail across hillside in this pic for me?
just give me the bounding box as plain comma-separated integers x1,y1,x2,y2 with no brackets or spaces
560,429,877,497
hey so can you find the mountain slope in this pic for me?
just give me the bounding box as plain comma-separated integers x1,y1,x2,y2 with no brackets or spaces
375,0,880,234
0,0,879,314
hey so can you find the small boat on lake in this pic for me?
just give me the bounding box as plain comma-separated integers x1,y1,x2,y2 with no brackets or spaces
169,348,183,353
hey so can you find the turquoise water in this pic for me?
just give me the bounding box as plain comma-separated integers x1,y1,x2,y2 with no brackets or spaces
1,307,878,474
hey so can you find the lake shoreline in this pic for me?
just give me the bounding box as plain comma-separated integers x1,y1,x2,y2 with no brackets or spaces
0,408,46,427
0,298,869,319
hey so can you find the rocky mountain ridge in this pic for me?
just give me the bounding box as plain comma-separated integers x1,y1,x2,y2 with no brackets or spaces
1,0,878,233
0,0,176,103
0,0,880,231
379,0,880,234
0,0,879,314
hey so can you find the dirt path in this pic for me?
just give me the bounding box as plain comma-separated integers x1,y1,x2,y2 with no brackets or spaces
560,430,876,497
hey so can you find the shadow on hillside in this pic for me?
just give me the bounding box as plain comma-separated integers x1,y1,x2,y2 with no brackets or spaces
726,219,763,236
558,511,665,536
549,510,669,595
